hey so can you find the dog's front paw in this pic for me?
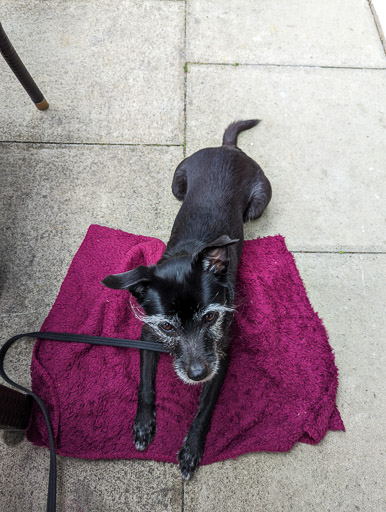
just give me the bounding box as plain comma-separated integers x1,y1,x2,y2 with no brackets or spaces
178,439,203,480
132,412,156,451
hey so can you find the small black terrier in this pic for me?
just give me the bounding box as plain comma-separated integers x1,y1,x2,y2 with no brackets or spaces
102,120,272,479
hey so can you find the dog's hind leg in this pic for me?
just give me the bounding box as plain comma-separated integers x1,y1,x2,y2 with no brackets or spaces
171,161,187,201
243,172,272,222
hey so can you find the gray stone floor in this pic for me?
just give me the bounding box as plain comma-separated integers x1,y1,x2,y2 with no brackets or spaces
0,1,385,511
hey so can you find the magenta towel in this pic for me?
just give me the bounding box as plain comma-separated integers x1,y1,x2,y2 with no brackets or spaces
26,225,344,464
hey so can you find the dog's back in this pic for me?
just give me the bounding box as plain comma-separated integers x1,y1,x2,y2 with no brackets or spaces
169,120,272,252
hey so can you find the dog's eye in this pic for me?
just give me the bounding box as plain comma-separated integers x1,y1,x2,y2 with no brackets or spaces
159,321,174,332
203,312,217,324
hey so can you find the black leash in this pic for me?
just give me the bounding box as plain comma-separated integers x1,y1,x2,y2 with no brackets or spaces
0,332,169,512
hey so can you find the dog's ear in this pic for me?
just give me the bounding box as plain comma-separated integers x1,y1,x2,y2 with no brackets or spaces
193,235,239,275
101,265,154,299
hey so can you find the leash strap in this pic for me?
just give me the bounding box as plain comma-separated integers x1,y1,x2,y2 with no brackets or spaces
0,332,169,512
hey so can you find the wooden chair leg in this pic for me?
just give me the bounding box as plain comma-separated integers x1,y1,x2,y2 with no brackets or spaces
0,22,49,110
0,383,33,430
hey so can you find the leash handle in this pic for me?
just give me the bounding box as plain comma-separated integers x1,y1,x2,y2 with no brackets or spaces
0,332,169,512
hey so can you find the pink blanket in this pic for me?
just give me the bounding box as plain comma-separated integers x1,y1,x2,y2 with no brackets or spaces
26,224,344,464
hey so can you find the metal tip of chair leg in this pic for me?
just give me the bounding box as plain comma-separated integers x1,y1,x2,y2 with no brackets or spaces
35,98,49,110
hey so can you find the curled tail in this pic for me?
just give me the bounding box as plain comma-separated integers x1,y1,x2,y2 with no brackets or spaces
222,119,260,147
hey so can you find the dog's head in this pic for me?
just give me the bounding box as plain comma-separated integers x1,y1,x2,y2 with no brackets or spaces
102,235,238,384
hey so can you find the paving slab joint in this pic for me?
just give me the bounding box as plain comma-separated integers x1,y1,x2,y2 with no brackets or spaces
0,140,184,148
186,61,386,71
183,0,187,158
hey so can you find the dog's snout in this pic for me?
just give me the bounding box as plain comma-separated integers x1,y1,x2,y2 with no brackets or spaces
187,362,208,382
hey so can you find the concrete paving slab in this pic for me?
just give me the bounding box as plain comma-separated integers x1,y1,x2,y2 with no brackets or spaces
54,457,182,512
184,253,386,512
187,0,386,67
186,64,386,252
0,436,182,512
0,0,185,144
0,143,182,317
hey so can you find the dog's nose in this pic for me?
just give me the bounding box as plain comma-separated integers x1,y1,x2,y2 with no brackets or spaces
187,363,208,381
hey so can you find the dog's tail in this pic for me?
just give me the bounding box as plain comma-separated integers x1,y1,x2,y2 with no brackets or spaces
222,119,260,147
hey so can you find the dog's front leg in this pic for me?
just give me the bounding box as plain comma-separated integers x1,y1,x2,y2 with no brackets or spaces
133,326,160,451
178,355,229,480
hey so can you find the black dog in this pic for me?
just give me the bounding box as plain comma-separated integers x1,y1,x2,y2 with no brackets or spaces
102,120,271,479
